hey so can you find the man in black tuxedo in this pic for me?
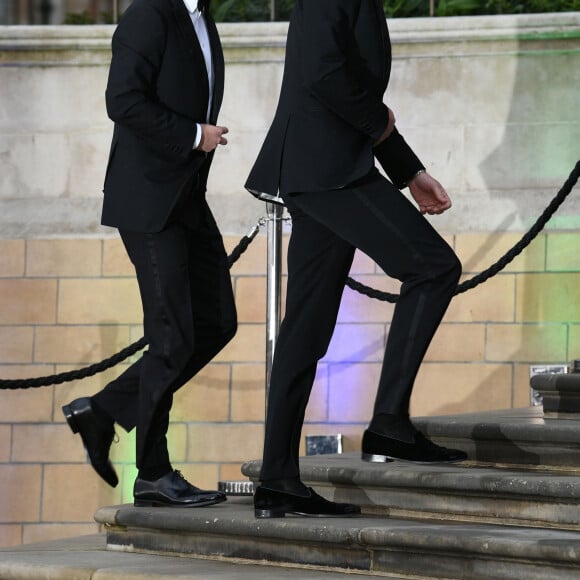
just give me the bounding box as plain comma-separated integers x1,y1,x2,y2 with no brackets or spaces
246,0,466,518
62,0,237,508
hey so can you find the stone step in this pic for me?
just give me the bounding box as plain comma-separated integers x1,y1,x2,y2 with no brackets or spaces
0,534,363,579
531,372,580,413
95,499,580,579
242,453,580,530
410,407,580,468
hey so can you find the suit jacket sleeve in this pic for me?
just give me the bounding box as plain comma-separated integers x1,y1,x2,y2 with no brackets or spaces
300,0,389,142
374,128,425,189
105,3,198,160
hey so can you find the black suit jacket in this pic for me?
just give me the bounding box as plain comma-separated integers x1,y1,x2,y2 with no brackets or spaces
101,0,224,233
246,0,423,198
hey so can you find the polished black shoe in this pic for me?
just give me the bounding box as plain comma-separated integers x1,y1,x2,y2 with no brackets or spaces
134,470,227,508
254,486,361,518
62,397,118,487
362,429,468,464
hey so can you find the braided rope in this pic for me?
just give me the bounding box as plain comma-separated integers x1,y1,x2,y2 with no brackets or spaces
0,222,261,390
1,161,578,389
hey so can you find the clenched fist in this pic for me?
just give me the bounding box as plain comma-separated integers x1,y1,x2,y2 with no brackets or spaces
196,124,229,152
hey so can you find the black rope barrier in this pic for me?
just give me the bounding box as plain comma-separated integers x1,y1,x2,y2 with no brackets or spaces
345,160,580,303
0,221,262,390
1,161,578,389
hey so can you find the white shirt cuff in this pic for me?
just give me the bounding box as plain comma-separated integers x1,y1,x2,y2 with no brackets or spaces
193,123,202,149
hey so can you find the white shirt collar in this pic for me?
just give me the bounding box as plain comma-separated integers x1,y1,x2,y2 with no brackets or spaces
182,0,199,16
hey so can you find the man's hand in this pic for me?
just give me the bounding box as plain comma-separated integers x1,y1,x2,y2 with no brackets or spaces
196,124,229,152
373,107,396,146
408,171,452,215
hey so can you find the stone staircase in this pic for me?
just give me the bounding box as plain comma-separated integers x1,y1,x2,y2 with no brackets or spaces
95,399,580,579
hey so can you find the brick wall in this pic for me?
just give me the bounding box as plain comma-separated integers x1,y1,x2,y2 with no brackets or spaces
2,230,580,546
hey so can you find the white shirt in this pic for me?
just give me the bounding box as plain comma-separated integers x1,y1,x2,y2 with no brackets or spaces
182,0,214,149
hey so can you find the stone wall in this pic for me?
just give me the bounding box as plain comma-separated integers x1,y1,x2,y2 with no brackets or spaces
0,13,579,547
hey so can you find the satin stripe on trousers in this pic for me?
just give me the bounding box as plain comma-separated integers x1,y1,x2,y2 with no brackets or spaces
93,200,237,470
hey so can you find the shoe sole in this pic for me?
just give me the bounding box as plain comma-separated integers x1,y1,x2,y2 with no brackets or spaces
361,452,467,464
134,496,227,508
254,509,360,519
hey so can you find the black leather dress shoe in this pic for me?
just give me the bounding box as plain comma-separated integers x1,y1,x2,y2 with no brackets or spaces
362,429,468,463
62,397,118,487
254,486,361,518
134,470,227,507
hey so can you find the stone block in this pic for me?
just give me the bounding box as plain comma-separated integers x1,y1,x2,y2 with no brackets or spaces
218,61,283,131
393,125,465,192
424,323,485,362
455,232,546,274
219,463,245,482
0,279,57,324
569,325,580,361
350,251,376,275
34,325,131,364
42,465,121,522
52,364,131,421
223,234,266,275
466,122,580,192
167,424,187,464
57,278,142,324
0,65,108,133
12,424,84,463
517,273,580,323
214,324,265,363
235,276,266,323
0,133,70,198
337,276,397,324
173,463,220,491
0,525,22,549
514,363,535,409
0,381,53,423
323,323,385,364
328,363,380,423
22,523,99,546
110,428,135,467
68,130,111,199
119,463,139,505
546,233,580,272
102,237,133,277
230,364,266,422
172,364,230,422
0,240,25,277
411,363,512,416
0,465,42,522
186,424,263,463
0,426,10,462
26,239,101,277
486,323,567,363
0,326,33,363
445,273,515,322
305,364,329,423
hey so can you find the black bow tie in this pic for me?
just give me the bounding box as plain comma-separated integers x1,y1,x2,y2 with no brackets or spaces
197,0,209,12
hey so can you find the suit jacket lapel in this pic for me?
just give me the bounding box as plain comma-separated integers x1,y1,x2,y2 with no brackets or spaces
205,12,224,124
372,0,391,87
170,0,210,109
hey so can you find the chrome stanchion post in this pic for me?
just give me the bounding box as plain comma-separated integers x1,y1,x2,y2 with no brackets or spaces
219,201,284,497
265,201,284,412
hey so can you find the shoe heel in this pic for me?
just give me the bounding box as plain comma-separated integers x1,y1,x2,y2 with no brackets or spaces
134,500,156,507
62,405,79,434
254,508,285,519
361,452,392,463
